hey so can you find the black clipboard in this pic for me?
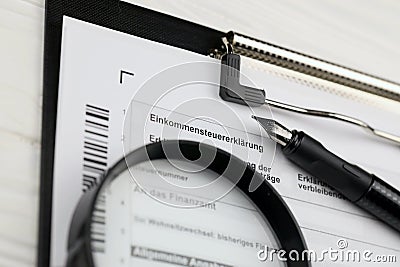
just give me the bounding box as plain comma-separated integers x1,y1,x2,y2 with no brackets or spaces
40,1,224,265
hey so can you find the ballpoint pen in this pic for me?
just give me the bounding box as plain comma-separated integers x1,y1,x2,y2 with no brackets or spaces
252,115,400,233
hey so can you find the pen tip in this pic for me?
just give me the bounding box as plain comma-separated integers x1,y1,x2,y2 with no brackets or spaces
252,115,266,123
251,116,292,146
252,116,275,131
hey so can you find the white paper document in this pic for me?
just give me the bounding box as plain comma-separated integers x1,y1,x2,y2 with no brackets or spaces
51,16,400,266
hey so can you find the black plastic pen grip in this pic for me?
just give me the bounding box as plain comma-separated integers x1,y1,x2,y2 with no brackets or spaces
282,130,400,232
282,131,373,202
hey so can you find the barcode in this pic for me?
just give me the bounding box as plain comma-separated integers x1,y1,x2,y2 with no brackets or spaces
82,104,110,253
91,195,106,253
82,104,110,191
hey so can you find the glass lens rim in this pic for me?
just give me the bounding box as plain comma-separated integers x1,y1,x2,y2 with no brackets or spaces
66,140,310,267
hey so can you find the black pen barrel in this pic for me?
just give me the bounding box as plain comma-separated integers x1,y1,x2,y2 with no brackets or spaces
282,130,400,232
356,176,400,232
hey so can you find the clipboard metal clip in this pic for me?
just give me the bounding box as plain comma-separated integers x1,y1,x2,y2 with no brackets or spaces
219,38,265,107
218,38,400,145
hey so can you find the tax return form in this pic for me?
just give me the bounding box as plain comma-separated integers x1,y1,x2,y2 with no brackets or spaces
51,16,400,266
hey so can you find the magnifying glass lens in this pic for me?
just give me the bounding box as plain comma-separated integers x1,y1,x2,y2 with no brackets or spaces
90,158,285,267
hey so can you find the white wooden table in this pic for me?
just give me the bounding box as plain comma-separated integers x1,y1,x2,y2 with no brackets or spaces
1,0,399,266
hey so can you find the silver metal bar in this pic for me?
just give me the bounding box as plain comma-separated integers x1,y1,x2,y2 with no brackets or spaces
226,31,400,102
265,98,400,145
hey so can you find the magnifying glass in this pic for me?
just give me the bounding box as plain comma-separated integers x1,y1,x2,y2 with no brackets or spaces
66,140,310,267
